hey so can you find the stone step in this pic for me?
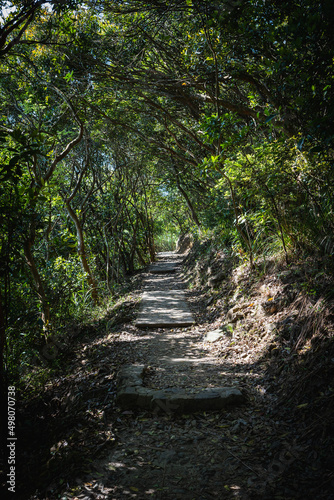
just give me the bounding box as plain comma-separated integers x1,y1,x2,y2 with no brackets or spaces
156,251,182,260
148,262,180,274
117,365,245,413
135,290,195,328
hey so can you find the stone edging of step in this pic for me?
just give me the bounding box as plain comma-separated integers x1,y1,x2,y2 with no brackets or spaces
117,364,245,413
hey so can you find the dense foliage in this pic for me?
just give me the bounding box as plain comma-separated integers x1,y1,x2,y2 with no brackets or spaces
0,0,333,393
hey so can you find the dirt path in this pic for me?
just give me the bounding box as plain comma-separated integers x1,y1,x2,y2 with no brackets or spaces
57,253,332,500
60,255,261,499
128,252,244,394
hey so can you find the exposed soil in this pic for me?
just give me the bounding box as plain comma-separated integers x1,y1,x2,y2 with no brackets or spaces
5,243,334,500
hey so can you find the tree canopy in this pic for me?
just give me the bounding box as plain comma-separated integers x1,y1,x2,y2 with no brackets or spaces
0,0,333,392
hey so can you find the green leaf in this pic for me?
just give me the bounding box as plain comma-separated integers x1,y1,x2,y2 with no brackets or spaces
64,70,74,82
264,114,278,124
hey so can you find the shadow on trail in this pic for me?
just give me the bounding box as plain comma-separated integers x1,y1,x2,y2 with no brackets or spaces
15,282,334,499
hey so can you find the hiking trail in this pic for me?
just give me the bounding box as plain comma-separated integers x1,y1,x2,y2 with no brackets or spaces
118,252,244,413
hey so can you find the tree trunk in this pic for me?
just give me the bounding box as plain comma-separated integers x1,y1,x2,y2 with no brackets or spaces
263,182,289,264
23,231,51,335
136,247,147,266
147,215,156,261
218,166,254,268
103,222,112,292
65,201,98,304
173,172,201,228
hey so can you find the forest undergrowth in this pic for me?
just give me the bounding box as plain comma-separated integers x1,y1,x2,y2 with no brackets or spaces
1,236,333,499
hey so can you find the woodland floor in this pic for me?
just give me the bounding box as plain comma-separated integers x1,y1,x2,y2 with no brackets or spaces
8,244,334,499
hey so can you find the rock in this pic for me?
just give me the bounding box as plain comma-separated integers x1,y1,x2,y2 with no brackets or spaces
117,363,245,413
117,366,245,412
204,330,225,342
163,387,244,413
117,386,139,407
136,387,158,408
193,388,244,411
204,324,234,342
204,329,225,342
117,364,145,389
226,304,248,323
